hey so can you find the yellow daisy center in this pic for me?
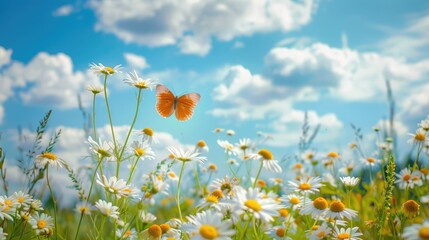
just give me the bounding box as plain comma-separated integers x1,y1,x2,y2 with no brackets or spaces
317,231,326,238
290,197,300,205
258,149,273,160
160,223,171,233
168,172,177,178
337,232,350,240
327,151,339,158
421,168,429,175
312,225,319,230
148,224,162,237
42,152,57,160
307,153,314,159
403,174,411,181
367,157,376,163
209,164,217,170
415,133,426,141
143,128,154,136
197,140,207,148
403,200,420,218
299,182,311,190
135,148,145,156
199,225,219,239
419,226,429,239
4,200,12,206
134,81,149,89
294,163,303,169
279,208,289,217
245,199,262,212
79,206,89,213
168,153,175,159
105,67,115,74
257,179,266,187
17,197,24,203
275,228,286,237
221,183,232,192
124,230,132,237
37,219,47,229
206,195,219,203
330,200,346,212
313,197,328,210
97,149,111,158
211,190,223,199
275,178,282,183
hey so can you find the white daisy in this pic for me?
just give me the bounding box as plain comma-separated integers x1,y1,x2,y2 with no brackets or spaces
306,223,332,240
210,176,240,197
181,210,236,240
217,140,237,156
29,213,54,236
361,156,380,167
123,71,156,90
86,84,103,95
236,138,252,152
95,200,119,219
419,117,429,131
167,147,207,164
339,176,360,188
325,200,358,220
129,141,156,161
226,129,235,136
89,63,122,76
281,194,305,211
266,222,294,240
86,136,113,160
11,191,32,208
288,176,323,194
139,210,157,224
137,127,158,145
332,226,362,240
402,220,429,240
300,197,329,219
116,227,138,239
97,174,130,198
231,187,282,223
408,128,427,144
395,168,423,189
75,202,92,215
248,149,282,173
269,177,284,186
195,140,209,153
35,152,66,168
301,149,317,163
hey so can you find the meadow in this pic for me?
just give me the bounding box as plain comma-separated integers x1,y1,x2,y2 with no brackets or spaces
0,64,428,240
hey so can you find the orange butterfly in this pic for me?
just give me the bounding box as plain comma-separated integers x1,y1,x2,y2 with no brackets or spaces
156,84,201,121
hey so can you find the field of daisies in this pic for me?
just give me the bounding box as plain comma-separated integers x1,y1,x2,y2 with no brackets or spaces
0,64,428,240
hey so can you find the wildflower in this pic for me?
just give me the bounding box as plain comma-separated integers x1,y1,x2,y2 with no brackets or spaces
332,226,362,240
35,152,66,168
419,117,429,131
395,168,423,189
138,127,158,145
195,140,209,153
402,220,429,240
402,200,420,218
181,210,236,239
269,177,283,186
327,151,341,160
340,176,360,188
217,140,237,156
29,213,54,236
97,174,133,198
226,129,235,136
248,149,282,173
236,138,252,151
0,228,6,240
129,141,155,161
228,158,239,166
75,202,92,215
232,187,282,223
325,200,357,220
0,205,13,221
361,156,380,167
123,71,156,89
86,136,113,159
307,223,332,240
408,128,427,144
300,197,329,219
420,168,429,180
166,218,182,229
89,63,122,76
339,161,355,175
139,210,157,224
213,128,224,133
288,176,323,194
166,171,178,181
87,84,103,94
150,175,169,195
207,163,218,174
197,193,228,212
210,176,239,196
12,191,32,208
281,194,305,211
95,200,119,219
116,227,137,239
168,147,207,164
141,224,163,240
266,222,294,239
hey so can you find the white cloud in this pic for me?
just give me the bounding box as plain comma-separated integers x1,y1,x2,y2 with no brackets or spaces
124,52,150,70
89,0,317,55
0,46,12,68
52,4,74,17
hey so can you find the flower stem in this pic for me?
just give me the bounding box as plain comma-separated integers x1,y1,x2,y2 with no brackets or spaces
253,161,264,188
103,74,119,161
127,156,140,184
46,166,58,240
92,93,97,140
117,89,142,177
176,162,186,221
412,144,422,171
194,164,203,197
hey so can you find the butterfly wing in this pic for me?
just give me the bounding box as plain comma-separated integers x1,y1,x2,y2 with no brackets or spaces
156,84,175,118
175,93,201,121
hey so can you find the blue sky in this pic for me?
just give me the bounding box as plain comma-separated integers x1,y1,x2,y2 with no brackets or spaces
1,0,429,188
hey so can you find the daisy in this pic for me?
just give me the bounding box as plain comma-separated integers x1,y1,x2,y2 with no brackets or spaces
226,129,235,136
168,147,207,165
217,140,237,156
339,160,355,176
395,168,423,189
137,127,158,145
339,176,360,188
408,128,427,144
141,224,163,240
301,149,317,162
377,141,393,151
420,168,429,181
248,149,282,173
306,223,332,240
87,84,103,95
86,136,113,160
123,71,156,90
361,156,380,167
213,128,224,133
195,140,209,153
210,176,240,197
269,177,283,186
11,191,32,208
197,193,228,212
402,200,420,218
300,197,329,219
35,152,66,168
75,202,92,215
116,227,138,239
139,210,157,224
231,187,282,223
419,117,429,131
326,151,341,161
129,141,155,161
166,171,179,181
288,176,323,194
97,174,130,198
89,63,122,76
207,163,218,174
266,222,294,240
281,194,305,211
402,220,429,240
95,200,119,219
325,200,357,220
0,205,13,221
150,175,169,195
181,210,236,239
332,227,362,240
236,138,252,152
29,213,54,236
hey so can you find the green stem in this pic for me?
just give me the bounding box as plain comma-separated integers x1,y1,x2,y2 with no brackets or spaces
103,75,119,163
117,89,142,177
252,161,264,188
194,164,203,197
92,93,97,140
46,166,58,240
412,144,422,171
176,162,186,221
127,156,140,184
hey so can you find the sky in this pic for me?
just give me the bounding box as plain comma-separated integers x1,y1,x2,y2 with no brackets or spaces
1,0,429,199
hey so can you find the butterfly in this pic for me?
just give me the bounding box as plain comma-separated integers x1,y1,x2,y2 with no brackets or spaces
155,84,201,121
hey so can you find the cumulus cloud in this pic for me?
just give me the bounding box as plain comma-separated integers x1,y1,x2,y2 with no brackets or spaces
89,0,317,55
0,46,12,68
52,4,74,17
124,52,150,70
